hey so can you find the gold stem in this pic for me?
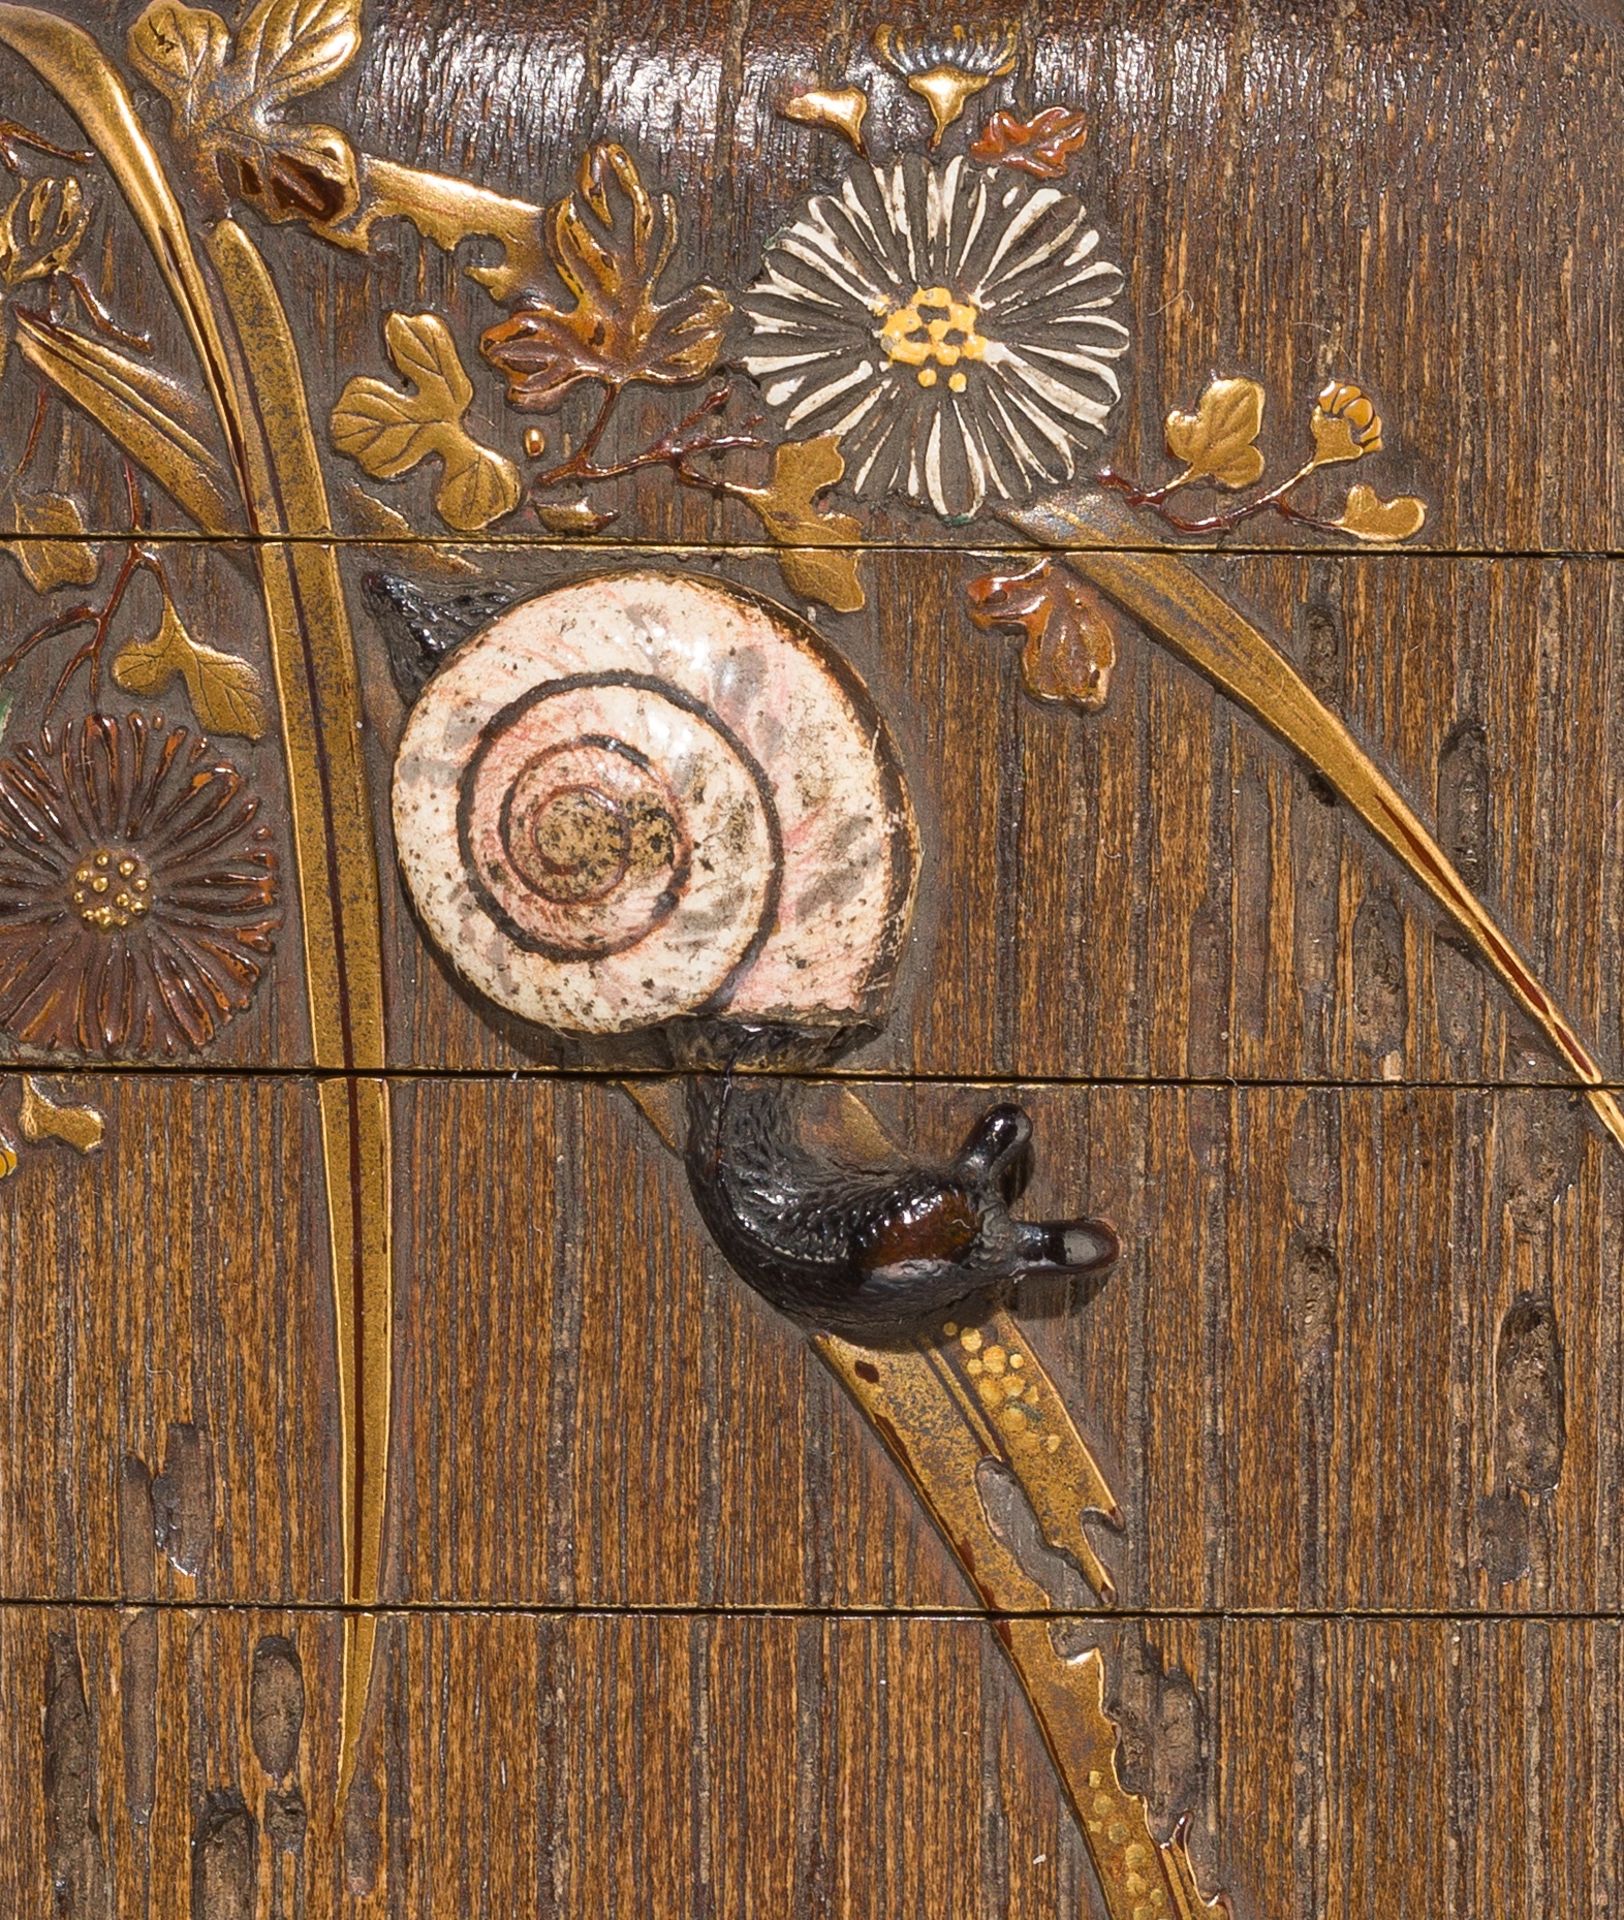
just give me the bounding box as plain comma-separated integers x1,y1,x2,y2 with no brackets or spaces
1008,491,1624,1156
0,7,395,1805
196,221,393,1805
816,1330,1226,1914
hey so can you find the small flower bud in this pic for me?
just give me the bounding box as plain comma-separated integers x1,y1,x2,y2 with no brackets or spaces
0,175,89,287
1310,380,1384,464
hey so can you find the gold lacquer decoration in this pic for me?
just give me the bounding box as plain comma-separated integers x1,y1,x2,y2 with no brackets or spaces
0,712,279,1055
110,585,268,736
874,22,1019,144
0,1071,104,1174
781,84,869,153
1007,486,1624,1160
18,1072,102,1150
4,2,1619,1910
0,164,143,586
818,1324,1228,1916
482,142,729,415
332,310,520,532
1097,373,1428,541
622,1070,1213,1909
0,0,392,1809
967,556,1124,713
125,0,363,226
0,478,262,733
1006,1638,1228,1920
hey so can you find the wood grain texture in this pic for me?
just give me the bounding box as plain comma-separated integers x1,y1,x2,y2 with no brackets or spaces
8,543,1618,1084
5,0,1621,550
0,1603,1615,1919
3,1073,1619,1617
2,0,1621,1910
344,546,1624,1085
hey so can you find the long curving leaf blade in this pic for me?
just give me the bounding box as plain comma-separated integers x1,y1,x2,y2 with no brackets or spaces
1007,491,1624,1156
15,310,237,534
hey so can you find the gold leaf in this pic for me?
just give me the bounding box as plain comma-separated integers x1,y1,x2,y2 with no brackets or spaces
1330,482,1428,543
780,86,868,153
434,441,523,533
126,0,230,99
128,0,362,223
19,1077,104,1154
1164,376,1267,490
731,436,864,613
481,144,730,413
1,490,100,593
533,498,616,535
231,0,361,104
874,25,1019,144
113,597,268,737
774,546,865,615
130,0,359,107
0,1132,15,1180
332,311,521,533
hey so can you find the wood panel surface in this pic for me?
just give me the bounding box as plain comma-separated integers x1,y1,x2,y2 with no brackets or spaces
3,1073,1618,1619
3,546,1620,1085
3,0,1620,551
2,0,1621,1912
0,1604,1615,1920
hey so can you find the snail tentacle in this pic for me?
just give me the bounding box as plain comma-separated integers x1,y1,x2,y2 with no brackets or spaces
684,1066,1118,1339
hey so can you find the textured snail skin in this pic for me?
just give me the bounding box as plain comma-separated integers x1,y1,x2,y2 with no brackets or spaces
362,572,519,701
684,1069,1119,1339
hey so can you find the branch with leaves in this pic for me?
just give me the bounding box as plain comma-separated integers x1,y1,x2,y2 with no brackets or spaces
1098,374,1428,542
0,469,265,735
321,140,866,610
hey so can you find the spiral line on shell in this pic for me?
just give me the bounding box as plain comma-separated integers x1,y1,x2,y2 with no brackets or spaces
393,571,919,1036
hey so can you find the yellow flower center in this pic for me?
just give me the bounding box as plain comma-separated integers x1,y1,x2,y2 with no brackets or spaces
879,286,987,391
71,847,153,932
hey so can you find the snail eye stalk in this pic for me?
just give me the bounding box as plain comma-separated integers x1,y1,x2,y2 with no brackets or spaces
683,1068,1118,1341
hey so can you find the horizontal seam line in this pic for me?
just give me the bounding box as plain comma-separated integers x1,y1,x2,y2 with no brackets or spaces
9,1063,1620,1092
10,534,1624,561
0,1597,1619,1623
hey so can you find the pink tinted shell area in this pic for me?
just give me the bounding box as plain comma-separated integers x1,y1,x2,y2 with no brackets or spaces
391,570,920,1036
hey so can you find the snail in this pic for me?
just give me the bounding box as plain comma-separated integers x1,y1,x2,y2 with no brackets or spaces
683,1042,1119,1339
391,569,919,1037
389,567,1119,1332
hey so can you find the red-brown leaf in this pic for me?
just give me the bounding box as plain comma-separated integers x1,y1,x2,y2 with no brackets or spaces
481,143,730,413
969,106,1091,179
966,559,1121,712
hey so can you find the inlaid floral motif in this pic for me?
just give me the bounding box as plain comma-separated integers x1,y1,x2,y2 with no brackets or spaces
0,712,279,1056
739,154,1126,520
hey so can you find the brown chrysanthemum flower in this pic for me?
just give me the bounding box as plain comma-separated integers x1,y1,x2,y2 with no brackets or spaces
0,712,280,1057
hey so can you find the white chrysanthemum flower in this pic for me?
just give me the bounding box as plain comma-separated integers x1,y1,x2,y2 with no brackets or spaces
740,154,1128,522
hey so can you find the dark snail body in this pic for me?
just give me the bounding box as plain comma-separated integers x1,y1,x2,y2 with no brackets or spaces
363,572,520,701
684,1067,1118,1338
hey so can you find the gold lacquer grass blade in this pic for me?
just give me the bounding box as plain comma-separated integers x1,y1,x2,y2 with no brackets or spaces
0,5,393,1808
818,1330,1227,1915
13,309,238,532
1008,490,1624,1159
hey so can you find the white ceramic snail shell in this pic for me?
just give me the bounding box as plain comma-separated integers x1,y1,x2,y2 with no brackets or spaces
392,570,919,1035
